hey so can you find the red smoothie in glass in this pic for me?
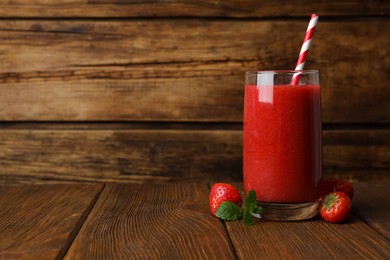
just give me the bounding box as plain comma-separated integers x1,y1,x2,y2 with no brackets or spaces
243,84,322,203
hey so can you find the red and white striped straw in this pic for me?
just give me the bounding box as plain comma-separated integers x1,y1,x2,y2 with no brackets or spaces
291,14,319,85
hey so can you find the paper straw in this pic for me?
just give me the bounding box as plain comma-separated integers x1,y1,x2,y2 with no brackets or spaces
291,14,319,85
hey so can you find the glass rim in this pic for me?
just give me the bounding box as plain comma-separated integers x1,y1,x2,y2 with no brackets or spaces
246,70,318,75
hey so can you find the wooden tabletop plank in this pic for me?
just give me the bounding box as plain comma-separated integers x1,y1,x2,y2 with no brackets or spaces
0,0,387,17
0,183,103,259
64,183,236,259
226,181,390,259
353,180,390,239
226,216,390,259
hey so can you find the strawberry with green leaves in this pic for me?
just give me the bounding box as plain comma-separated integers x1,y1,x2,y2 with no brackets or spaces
209,183,262,225
209,183,242,217
319,191,352,223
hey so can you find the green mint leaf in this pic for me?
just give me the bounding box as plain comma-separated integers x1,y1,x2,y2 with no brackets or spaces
253,206,264,215
243,209,255,225
243,190,263,225
215,201,242,221
245,190,257,213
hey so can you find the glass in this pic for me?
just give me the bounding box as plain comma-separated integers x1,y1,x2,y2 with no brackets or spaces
243,70,322,221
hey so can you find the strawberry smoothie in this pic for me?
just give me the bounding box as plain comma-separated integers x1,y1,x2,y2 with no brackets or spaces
243,81,322,204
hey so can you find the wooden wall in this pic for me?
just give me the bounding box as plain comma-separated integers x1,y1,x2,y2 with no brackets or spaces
0,1,389,183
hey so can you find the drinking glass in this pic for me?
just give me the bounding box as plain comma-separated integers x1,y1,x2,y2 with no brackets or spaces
243,70,322,221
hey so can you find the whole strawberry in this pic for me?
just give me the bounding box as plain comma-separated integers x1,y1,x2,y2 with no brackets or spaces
209,183,242,217
333,180,354,199
319,191,352,223
319,178,354,199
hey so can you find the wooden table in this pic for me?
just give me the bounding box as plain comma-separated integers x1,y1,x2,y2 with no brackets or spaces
1,181,389,259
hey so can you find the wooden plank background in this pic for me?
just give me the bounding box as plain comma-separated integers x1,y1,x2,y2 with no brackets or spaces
0,1,388,17
0,130,388,183
0,1,389,183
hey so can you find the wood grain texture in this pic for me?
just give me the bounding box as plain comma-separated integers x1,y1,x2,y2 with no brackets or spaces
0,183,103,259
0,0,387,17
323,130,390,175
353,180,390,239
0,129,388,183
64,183,236,259
0,129,242,183
0,20,388,122
226,216,390,259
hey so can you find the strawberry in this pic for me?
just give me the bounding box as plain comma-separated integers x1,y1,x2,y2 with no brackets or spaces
209,183,242,217
333,180,354,199
319,191,352,223
319,178,354,199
